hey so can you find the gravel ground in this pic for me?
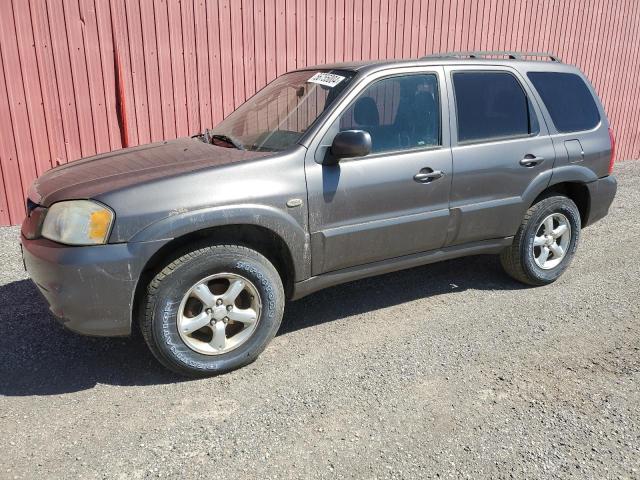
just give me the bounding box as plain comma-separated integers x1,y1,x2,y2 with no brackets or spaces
1,161,639,480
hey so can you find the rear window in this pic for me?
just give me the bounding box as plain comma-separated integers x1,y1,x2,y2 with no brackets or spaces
527,72,600,133
453,71,539,143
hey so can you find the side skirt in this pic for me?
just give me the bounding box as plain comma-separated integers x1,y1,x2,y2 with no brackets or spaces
290,236,514,300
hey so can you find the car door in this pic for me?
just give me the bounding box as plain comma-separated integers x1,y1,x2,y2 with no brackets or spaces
304,68,453,275
443,66,556,246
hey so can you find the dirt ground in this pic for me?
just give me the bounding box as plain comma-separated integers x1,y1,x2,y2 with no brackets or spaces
1,162,638,479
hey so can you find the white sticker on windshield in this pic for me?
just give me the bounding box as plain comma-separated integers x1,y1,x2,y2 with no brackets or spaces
307,72,346,87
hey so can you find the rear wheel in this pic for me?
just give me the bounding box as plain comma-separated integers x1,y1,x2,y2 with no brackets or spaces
141,244,284,377
500,195,581,286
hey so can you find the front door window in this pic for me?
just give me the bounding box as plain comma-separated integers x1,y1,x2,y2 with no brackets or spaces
324,73,441,155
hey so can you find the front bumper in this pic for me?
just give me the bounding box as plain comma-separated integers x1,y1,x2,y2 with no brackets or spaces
21,236,168,336
585,175,617,227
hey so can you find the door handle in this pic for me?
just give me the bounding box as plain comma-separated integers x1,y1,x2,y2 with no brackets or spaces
414,170,445,183
519,155,545,167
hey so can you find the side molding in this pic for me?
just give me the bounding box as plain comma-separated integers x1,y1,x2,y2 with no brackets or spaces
548,164,599,185
291,237,513,300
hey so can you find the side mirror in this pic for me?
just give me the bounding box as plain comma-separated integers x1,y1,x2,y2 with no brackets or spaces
327,130,372,163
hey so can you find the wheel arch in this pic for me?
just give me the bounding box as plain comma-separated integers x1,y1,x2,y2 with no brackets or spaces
131,223,299,333
530,181,590,226
130,204,309,275
129,205,310,332
523,165,597,227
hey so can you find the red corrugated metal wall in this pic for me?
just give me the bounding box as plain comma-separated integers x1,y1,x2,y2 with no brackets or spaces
1,0,639,225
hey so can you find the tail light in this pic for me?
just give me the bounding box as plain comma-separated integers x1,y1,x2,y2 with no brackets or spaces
608,127,616,174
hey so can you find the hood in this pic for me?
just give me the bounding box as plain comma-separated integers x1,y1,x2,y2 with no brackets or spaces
29,137,269,206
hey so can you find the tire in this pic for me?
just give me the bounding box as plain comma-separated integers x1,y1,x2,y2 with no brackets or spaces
141,244,285,377
500,195,581,286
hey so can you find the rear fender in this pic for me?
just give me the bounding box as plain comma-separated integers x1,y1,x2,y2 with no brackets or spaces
509,164,598,233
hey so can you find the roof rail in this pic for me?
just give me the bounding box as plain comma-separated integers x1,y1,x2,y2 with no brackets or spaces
422,51,562,62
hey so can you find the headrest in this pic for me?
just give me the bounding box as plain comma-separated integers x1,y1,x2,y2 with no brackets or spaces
354,97,380,127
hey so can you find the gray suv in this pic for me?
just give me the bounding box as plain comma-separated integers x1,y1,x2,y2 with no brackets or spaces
21,52,617,376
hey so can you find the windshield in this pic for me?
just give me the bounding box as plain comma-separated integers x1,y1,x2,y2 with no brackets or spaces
207,69,356,152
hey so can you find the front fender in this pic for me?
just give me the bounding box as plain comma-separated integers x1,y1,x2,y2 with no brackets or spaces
129,204,311,281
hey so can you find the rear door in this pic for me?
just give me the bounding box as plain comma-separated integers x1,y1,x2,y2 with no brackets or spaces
444,66,556,245
305,68,452,274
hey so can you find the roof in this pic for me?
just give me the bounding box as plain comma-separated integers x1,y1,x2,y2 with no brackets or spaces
301,51,572,76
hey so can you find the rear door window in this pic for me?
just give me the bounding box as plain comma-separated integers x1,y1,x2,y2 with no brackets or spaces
452,71,539,143
527,72,600,133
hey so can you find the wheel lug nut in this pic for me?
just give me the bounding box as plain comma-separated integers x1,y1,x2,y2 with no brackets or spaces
205,308,212,314
226,305,233,311
216,299,223,306
223,317,229,324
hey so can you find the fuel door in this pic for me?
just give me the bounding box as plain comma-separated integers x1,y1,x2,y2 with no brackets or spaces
564,139,585,163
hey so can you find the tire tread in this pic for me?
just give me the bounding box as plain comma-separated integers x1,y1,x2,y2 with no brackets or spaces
500,195,579,286
140,244,282,377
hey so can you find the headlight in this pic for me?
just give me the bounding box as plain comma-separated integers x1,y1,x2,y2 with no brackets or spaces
41,200,114,245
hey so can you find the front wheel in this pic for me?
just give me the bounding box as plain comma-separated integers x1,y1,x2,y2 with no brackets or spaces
140,244,285,377
500,195,581,286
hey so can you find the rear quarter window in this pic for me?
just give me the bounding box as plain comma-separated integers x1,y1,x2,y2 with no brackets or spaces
527,72,601,133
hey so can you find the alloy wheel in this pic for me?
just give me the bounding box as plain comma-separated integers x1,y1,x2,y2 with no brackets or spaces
532,213,571,270
177,273,262,355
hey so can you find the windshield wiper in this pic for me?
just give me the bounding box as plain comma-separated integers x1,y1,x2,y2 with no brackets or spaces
209,133,245,150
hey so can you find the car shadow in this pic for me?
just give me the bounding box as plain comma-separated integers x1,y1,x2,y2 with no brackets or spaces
279,254,526,335
0,279,184,396
0,254,525,396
